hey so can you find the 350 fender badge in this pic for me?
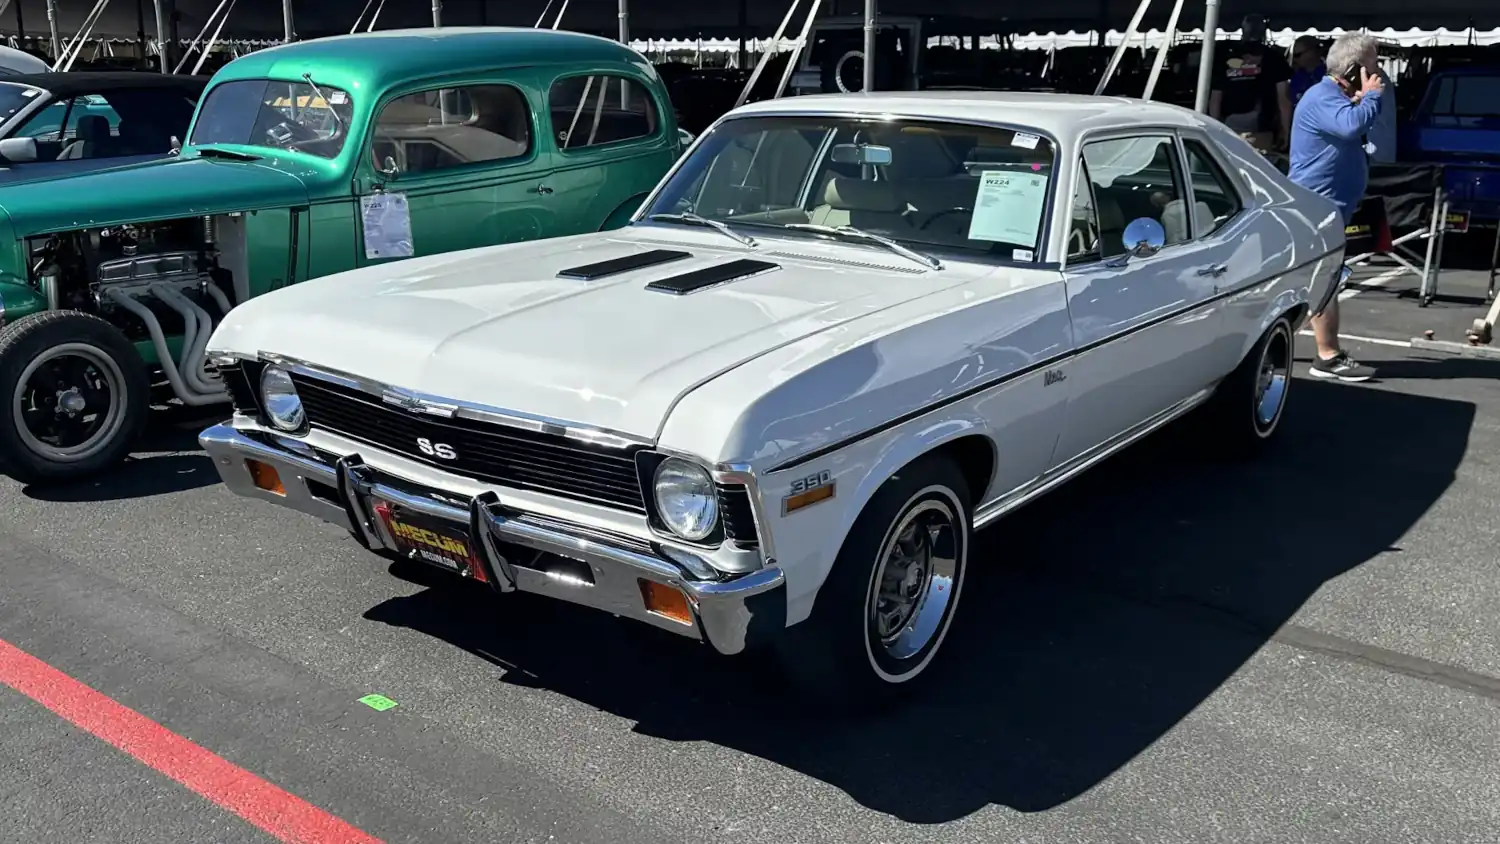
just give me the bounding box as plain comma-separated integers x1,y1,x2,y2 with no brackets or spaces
782,469,836,515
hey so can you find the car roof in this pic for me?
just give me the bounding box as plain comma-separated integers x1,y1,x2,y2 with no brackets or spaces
731,91,1208,146
0,71,209,96
210,27,651,97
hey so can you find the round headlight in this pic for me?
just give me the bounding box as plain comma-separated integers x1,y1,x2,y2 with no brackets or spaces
259,365,305,431
652,457,718,541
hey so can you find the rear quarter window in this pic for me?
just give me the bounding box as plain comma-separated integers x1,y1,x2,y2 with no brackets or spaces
547,74,660,152
1425,75,1500,128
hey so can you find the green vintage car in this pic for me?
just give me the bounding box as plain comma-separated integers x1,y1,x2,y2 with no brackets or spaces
0,27,682,483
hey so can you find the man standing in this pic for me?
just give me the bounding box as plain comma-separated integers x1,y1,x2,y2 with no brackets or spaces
1288,32,1385,382
1209,14,1294,152
1288,35,1325,105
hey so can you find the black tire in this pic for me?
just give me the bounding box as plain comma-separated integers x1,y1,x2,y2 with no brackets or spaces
1201,314,1295,457
0,310,150,484
774,452,971,710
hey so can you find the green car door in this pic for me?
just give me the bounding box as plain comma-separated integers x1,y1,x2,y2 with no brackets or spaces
352,70,554,266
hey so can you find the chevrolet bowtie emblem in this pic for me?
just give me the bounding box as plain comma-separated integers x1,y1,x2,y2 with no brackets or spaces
382,391,428,412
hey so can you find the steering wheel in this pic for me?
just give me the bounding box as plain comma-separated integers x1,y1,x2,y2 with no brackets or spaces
919,207,973,233
266,120,317,148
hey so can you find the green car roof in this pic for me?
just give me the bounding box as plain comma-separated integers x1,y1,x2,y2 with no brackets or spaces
211,27,652,96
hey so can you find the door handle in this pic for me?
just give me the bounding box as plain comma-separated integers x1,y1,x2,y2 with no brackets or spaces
1197,264,1228,277
530,184,553,195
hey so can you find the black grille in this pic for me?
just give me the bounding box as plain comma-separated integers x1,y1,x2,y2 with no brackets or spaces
291,375,647,512
217,362,259,415
717,484,759,547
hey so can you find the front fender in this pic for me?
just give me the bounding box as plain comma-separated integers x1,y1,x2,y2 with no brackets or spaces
0,278,45,328
762,413,994,627
600,193,650,231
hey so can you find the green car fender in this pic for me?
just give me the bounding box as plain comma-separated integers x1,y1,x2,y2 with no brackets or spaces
0,212,43,329
601,193,651,231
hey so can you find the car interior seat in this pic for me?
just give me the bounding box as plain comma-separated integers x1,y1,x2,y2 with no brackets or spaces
807,177,908,231
56,115,112,160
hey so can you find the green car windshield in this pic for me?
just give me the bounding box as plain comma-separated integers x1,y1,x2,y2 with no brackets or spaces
189,78,353,159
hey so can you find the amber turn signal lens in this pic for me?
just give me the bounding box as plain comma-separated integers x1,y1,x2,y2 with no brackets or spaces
246,459,285,496
638,579,693,626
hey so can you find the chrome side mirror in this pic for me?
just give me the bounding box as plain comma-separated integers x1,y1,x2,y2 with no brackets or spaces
1107,217,1167,266
379,155,400,179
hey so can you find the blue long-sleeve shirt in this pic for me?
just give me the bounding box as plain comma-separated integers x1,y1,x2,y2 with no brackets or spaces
1287,77,1383,224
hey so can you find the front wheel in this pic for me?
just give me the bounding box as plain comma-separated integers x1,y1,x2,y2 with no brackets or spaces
0,310,150,484
776,453,971,709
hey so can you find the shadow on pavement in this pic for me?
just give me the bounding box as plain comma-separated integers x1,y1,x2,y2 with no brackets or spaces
363,378,1473,822
20,406,225,502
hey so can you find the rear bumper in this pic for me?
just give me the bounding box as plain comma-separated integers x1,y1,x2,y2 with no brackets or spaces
199,422,787,655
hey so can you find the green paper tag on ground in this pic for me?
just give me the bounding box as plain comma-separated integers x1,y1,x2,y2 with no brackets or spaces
358,694,398,711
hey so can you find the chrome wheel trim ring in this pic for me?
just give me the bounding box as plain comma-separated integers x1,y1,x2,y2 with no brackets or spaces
1253,322,1292,437
861,485,967,684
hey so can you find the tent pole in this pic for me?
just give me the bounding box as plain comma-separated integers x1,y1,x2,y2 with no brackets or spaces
153,0,167,71
1142,0,1184,100
431,0,442,27
617,0,628,43
282,0,292,42
1194,0,1220,113
774,0,824,99
1094,0,1151,96
734,0,799,108
45,0,60,62
861,0,875,92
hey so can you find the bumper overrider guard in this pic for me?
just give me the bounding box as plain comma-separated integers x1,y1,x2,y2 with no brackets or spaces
199,423,787,655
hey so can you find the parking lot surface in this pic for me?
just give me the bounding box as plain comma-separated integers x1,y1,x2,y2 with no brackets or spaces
2,273,1499,843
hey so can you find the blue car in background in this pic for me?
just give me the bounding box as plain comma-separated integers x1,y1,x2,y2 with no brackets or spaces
0,72,207,185
1401,66,1500,230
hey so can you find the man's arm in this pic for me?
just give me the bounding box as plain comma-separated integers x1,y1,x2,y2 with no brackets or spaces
1276,81,1293,142
1321,90,1383,141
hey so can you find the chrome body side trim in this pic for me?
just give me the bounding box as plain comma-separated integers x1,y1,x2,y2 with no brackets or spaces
200,422,786,655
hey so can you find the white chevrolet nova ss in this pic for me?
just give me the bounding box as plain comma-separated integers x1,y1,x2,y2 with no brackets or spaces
201,91,1345,702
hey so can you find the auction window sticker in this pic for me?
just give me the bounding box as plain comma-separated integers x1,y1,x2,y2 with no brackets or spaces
967,169,1049,248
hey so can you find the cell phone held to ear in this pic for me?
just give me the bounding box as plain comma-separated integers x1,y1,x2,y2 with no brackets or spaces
1341,64,1362,88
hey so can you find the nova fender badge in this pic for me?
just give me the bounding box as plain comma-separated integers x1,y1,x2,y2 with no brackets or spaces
783,469,836,515
1044,369,1067,386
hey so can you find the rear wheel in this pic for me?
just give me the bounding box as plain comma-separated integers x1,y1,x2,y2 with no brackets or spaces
1201,314,1294,456
776,453,970,709
0,311,150,484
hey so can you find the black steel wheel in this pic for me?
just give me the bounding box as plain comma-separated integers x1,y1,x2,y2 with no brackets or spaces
0,310,150,484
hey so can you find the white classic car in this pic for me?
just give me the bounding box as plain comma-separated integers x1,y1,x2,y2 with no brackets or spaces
200,91,1346,703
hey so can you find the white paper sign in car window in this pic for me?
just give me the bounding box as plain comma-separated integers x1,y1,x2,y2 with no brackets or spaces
1011,132,1041,150
966,171,1049,247
361,192,415,259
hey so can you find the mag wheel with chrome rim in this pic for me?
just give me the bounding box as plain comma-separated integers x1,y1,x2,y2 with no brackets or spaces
0,311,150,484
777,453,970,708
1202,313,1294,456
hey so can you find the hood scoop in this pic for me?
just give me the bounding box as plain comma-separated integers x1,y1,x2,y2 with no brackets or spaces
557,248,692,281
646,258,780,295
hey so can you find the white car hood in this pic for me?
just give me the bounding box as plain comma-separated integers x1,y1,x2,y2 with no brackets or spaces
211,228,987,439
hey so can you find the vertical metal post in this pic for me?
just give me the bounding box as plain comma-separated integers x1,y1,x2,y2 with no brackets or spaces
282,0,292,41
1094,0,1151,96
1194,0,1221,113
153,0,167,71
431,0,442,27
1142,0,1183,101
617,0,628,43
861,0,875,92
45,0,60,62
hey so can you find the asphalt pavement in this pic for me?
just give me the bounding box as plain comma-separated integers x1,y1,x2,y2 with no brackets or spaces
2,277,1499,843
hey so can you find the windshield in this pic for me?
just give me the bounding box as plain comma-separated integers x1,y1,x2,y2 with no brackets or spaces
188,78,353,159
0,82,42,128
1427,75,1500,127
643,115,1057,261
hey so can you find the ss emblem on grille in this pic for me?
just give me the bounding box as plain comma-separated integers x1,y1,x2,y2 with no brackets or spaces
416,438,458,460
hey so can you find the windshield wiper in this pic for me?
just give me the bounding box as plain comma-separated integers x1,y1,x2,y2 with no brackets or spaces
193,147,259,161
301,72,344,134
781,223,943,271
647,212,757,247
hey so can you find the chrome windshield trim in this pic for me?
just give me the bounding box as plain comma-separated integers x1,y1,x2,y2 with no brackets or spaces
254,350,653,450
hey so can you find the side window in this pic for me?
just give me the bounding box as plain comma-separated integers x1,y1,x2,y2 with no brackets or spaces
1182,139,1242,237
370,84,532,177
1081,135,1189,257
548,74,659,151
1066,158,1102,264
14,97,70,141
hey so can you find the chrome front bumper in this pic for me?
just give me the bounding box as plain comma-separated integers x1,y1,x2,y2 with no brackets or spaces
199,423,786,655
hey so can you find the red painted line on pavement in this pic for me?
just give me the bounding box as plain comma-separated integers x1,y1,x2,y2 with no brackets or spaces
0,638,383,844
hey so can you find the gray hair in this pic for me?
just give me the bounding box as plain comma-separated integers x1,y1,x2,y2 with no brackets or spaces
1325,32,1378,78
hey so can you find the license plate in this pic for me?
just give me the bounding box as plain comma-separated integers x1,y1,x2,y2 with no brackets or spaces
372,501,479,574
1447,210,1471,233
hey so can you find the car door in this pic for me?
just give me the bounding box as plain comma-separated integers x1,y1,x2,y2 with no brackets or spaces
1050,132,1234,466
353,72,554,268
